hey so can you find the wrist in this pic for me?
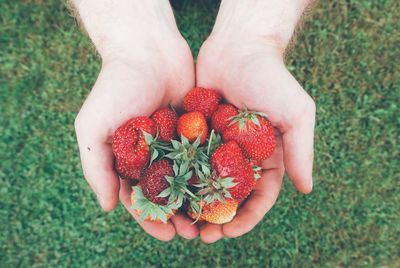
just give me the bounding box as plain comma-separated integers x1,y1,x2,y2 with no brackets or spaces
211,0,312,53
72,0,182,60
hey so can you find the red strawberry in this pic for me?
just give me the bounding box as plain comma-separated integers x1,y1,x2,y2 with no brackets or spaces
132,159,194,223
210,141,244,171
210,141,255,201
187,199,238,224
151,107,178,142
114,157,141,180
177,112,208,144
183,87,221,119
211,104,238,133
139,159,174,205
112,117,157,179
223,111,276,161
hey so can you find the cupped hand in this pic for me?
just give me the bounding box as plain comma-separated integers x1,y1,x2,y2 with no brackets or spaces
195,34,316,243
74,24,198,240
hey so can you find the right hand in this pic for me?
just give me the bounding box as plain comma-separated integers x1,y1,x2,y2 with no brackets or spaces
73,0,198,241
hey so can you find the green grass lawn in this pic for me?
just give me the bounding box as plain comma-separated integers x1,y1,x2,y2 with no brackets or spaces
1,0,399,267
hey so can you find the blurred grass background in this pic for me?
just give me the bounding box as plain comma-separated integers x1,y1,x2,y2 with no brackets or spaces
1,0,399,267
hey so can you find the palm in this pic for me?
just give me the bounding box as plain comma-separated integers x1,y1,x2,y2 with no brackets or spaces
195,39,315,242
75,39,199,241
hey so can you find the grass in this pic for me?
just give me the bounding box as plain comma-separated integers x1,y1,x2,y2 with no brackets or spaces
1,0,399,267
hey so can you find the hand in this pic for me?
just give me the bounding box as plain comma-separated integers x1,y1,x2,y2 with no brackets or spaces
73,0,198,241
195,0,315,243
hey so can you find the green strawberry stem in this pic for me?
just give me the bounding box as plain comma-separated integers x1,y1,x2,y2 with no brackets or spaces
207,129,214,156
190,196,204,225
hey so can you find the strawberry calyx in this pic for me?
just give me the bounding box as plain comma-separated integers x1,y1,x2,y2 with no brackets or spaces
194,170,238,204
157,161,197,208
206,129,223,156
228,110,269,131
142,130,173,166
164,136,210,177
131,186,176,224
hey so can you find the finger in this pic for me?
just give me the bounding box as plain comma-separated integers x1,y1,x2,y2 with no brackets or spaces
170,212,199,240
75,119,120,211
119,179,176,241
200,223,224,244
262,129,283,169
222,168,284,238
282,97,315,194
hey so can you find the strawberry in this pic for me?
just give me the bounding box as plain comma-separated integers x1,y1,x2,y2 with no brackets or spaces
132,160,195,223
187,199,238,224
209,141,255,201
222,110,276,161
211,104,238,133
210,141,245,172
114,157,141,180
177,112,208,144
151,107,178,142
194,141,254,203
112,117,157,179
139,159,174,205
183,87,221,119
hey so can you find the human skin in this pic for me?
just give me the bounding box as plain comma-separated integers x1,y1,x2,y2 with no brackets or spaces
196,0,316,243
73,0,315,242
72,0,198,241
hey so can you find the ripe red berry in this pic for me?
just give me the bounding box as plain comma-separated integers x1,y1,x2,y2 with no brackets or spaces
223,111,276,161
151,107,178,142
210,141,255,201
211,104,239,133
183,87,221,119
177,112,208,144
139,159,174,205
112,117,157,179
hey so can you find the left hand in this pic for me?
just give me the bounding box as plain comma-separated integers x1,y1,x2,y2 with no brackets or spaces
195,29,315,243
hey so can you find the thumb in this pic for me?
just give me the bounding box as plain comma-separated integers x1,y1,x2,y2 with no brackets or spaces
281,94,316,194
75,115,120,211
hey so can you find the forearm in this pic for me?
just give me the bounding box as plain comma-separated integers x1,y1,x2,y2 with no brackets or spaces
212,0,313,51
70,0,179,60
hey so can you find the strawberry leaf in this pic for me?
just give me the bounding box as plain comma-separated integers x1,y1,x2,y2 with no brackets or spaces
251,116,260,126
224,191,232,199
171,139,180,150
149,149,159,166
142,130,154,145
131,186,172,224
239,119,245,130
157,188,171,198
181,135,190,145
193,135,201,148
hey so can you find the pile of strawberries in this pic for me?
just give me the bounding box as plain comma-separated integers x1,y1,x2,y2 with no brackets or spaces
112,88,276,224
